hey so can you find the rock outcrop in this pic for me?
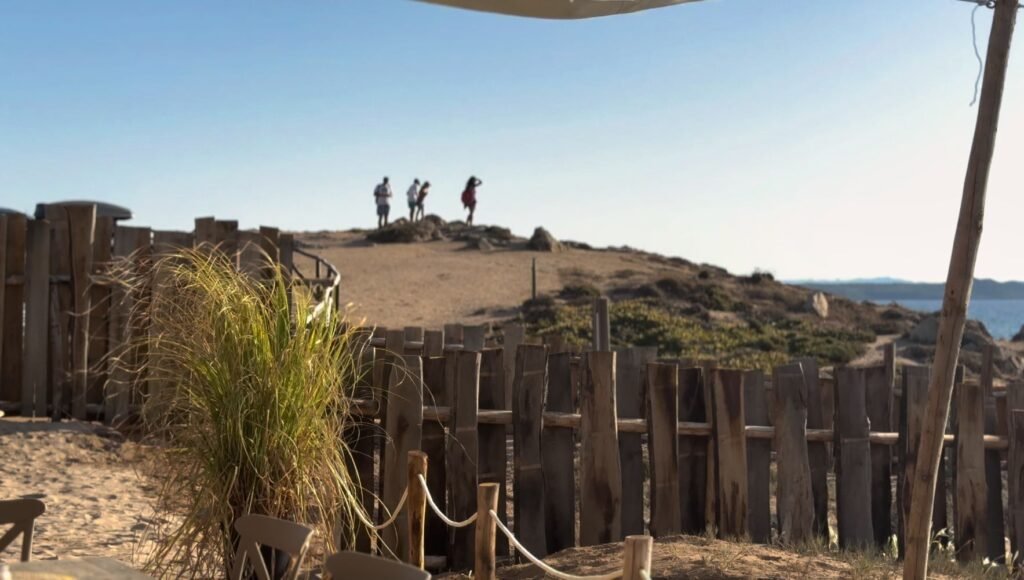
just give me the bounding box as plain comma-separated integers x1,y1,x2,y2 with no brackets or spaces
527,227,562,252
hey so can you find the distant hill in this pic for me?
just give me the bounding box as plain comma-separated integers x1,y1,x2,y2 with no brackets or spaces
797,279,1024,301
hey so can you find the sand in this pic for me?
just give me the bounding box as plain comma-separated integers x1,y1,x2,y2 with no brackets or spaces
295,230,681,329
0,418,160,564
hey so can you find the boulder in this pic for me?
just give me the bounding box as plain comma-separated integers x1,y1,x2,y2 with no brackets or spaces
527,227,562,252
908,314,994,351
807,292,829,319
1013,324,1024,342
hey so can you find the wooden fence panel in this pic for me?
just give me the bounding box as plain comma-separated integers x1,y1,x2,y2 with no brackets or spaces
106,227,150,422
479,348,508,557
194,217,216,246
744,369,770,543
463,324,486,351
22,220,50,417
66,205,96,420
348,330,376,553
381,355,423,558
258,226,280,278
1,214,26,408
980,346,1005,562
835,367,874,549
45,208,72,418
711,369,747,538
444,323,463,347
512,344,547,557
678,367,708,534
421,354,447,557
616,346,657,536
898,365,930,558
543,352,576,554
647,362,680,538
864,365,893,548
0,216,5,405
87,216,113,407
580,351,622,545
773,363,814,544
237,231,261,276
1009,407,1024,556
423,329,444,357
792,356,829,538
213,220,239,265
447,350,480,571
502,324,525,409
404,326,424,356
955,380,987,562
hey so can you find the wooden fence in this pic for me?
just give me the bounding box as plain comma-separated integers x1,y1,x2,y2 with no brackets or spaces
350,330,1024,571
0,206,310,421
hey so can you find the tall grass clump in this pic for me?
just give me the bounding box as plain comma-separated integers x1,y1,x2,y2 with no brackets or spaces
110,247,369,578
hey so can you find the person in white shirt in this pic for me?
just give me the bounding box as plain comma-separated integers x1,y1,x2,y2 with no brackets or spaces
374,177,392,228
407,179,421,222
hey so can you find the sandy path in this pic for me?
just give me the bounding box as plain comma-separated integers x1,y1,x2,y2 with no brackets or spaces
296,231,680,329
0,418,159,564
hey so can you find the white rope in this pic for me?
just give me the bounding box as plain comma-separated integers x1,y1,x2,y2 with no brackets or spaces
970,3,985,106
367,487,408,531
639,571,652,580
489,510,621,580
417,474,478,528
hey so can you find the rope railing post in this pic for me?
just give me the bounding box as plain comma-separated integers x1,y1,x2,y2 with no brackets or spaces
622,535,653,580
475,483,500,580
407,450,428,569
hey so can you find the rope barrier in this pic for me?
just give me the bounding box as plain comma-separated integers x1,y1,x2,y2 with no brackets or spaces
417,474,478,528
353,487,409,531
489,509,622,580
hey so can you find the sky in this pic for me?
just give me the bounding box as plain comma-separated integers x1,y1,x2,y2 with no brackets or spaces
1,0,1021,282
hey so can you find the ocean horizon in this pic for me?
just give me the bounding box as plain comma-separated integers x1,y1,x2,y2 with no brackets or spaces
871,298,1024,341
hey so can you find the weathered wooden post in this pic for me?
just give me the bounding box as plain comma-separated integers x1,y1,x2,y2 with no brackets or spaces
22,219,50,417
512,344,548,557
905,1,1018,576
2,214,27,409
1008,407,1024,556
474,482,500,580
66,205,95,420
773,363,814,544
580,351,623,545
622,535,653,580
954,380,987,562
407,450,428,569
710,368,748,539
381,354,424,557
447,350,480,570
744,369,771,543
543,352,577,553
618,347,658,537
646,362,681,538
835,367,874,550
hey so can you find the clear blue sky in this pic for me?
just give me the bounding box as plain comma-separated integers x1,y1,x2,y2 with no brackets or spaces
1,0,1020,281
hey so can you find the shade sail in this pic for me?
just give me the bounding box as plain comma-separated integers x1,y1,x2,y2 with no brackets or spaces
417,0,699,19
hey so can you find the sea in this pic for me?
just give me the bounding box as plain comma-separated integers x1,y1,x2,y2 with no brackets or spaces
871,298,1024,340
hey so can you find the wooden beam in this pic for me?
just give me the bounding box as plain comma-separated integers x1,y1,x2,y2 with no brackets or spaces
905,2,1017,577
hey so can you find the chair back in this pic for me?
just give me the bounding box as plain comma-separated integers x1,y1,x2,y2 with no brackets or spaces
325,551,431,580
0,498,46,562
230,514,314,580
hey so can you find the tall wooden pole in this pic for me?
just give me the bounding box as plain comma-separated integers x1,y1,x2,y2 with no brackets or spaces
904,2,1017,578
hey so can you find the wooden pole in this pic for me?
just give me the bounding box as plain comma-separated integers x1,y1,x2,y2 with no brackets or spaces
474,482,500,580
904,2,1017,577
407,450,428,569
531,257,537,300
622,535,653,580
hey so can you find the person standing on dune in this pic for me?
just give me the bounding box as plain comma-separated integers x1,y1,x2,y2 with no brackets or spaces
374,176,392,228
416,181,431,221
407,178,421,221
461,175,482,225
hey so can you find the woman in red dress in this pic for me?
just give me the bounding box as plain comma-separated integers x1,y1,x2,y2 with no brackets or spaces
461,175,482,225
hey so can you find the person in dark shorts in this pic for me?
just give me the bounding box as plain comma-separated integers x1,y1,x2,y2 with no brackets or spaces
461,175,482,225
374,177,392,228
416,181,431,221
406,178,421,221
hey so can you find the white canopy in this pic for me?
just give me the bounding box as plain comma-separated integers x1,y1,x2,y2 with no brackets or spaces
417,0,699,19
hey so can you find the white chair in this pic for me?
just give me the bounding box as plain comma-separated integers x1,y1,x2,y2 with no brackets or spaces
229,514,314,580
325,551,431,580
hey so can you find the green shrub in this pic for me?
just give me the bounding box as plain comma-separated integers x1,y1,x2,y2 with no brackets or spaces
113,248,368,576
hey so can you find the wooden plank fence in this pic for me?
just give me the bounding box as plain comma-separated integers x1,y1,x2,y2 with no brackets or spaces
0,205,295,420
345,332,1024,573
